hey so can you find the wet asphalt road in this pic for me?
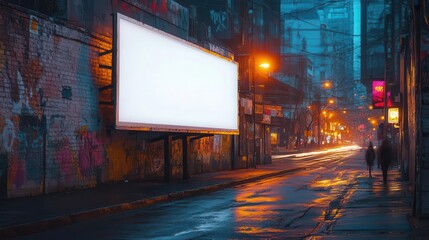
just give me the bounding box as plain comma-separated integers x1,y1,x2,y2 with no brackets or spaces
17,149,412,239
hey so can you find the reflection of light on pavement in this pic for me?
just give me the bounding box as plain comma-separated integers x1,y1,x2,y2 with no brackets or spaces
272,145,361,159
234,205,277,220
234,191,281,220
236,195,281,204
235,226,286,235
174,210,230,237
312,195,336,205
234,204,286,235
233,181,285,235
311,177,350,189
309,172,359,223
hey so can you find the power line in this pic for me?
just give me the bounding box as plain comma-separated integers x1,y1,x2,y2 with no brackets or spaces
281,31,387,57
281,0,346,15
282,12,361,37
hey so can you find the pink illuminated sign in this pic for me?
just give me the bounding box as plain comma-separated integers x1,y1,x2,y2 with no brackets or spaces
372,80,392,109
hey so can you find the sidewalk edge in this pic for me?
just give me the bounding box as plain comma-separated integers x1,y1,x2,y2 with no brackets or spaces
0,167,303,238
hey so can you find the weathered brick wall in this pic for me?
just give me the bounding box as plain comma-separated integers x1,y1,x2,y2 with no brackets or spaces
0,4,232,199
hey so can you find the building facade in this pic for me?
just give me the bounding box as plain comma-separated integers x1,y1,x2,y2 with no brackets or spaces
0,0,236,198
0,0,302,199
279,0,358,146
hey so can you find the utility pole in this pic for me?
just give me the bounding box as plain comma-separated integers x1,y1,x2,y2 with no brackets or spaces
383,0,395,140
361,0,367,90
383,14,388,140
383,0,391,140
317,93,321,148
250,2,256,169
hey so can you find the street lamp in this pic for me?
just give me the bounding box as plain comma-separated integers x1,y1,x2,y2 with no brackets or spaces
252,60,270,168
259,63,270,69
317,81,332,148
323,81,332,89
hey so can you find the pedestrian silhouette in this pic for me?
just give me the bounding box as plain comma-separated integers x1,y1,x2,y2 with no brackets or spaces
365,141,375,177
378,138,392,184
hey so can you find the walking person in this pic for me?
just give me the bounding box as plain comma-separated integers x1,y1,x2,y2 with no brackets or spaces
378,138,392,184
365,141,376,177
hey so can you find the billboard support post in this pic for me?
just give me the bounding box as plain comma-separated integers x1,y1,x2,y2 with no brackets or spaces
164,136,172,181
182,136,189,180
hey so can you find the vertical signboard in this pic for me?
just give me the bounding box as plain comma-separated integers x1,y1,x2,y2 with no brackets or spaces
388,108,399,124
372,79,392,109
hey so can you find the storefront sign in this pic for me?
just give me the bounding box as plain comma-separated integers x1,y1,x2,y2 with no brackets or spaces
388,108,399,123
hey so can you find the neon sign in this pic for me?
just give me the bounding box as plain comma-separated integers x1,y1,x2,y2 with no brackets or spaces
372,80,392,109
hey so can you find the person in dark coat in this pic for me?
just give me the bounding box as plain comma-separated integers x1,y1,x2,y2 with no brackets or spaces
378,139,392,184
365,141,376,177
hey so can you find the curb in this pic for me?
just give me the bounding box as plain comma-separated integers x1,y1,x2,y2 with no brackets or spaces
0,167,304,238
407,214,429,236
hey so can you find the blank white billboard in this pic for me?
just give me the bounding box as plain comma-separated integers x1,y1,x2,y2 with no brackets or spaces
115,14,238,134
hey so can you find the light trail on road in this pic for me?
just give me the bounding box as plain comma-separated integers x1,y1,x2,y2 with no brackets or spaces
272,145,361,159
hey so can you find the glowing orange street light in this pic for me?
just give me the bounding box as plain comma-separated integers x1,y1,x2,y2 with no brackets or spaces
323,81,332,89
259,62,270,69
318,81,332,148
252,60,270,169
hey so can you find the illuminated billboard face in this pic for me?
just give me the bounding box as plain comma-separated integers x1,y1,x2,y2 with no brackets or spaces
115,14,239,134
372,80,392,109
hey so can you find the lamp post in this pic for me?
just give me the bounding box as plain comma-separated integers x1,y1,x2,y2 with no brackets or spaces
249,6,256,169
249,3,271,168
318,81,332,147
317,93,321,148
252,60,270,168
252,55,256,169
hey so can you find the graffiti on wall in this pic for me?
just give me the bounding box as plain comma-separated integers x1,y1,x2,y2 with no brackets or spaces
148,140,164,176
209,10,229,37
0,8,46,196
191,137,212,173
1,119,16,153
18,115,44,185
0,5,234,198
217,135,231,169
122,139,147,179
3,10,47,192
190,135,232,173
0,119,15,197
120,0,189,30
76,126,103,178
0,7,107,196
171,139,182,178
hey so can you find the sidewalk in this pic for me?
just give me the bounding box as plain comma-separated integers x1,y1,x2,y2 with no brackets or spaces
0,150,428,239
0,158,306,238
